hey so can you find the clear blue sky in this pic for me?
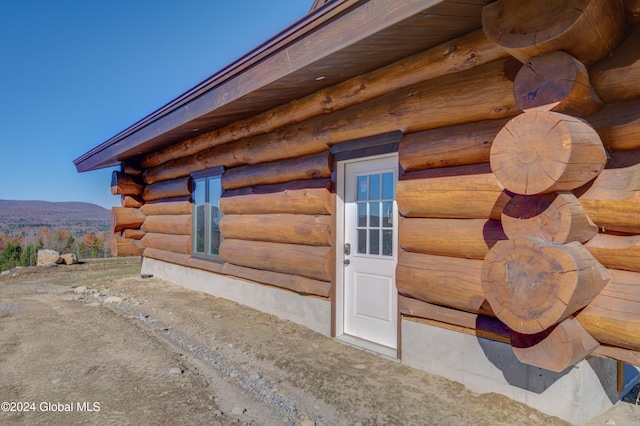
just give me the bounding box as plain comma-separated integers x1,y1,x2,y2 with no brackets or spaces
0,0,309,208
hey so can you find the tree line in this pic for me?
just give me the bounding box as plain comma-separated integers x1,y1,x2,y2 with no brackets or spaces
0,228,109,271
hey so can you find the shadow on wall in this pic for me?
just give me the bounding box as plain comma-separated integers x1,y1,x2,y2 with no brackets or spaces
475,326,618,403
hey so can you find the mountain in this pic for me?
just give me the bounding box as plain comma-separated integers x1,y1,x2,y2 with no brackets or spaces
0,200,110,238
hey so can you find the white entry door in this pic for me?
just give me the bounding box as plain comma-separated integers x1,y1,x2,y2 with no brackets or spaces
341,154,398,350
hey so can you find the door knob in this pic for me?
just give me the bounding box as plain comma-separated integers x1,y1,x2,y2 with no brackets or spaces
343,259,350,266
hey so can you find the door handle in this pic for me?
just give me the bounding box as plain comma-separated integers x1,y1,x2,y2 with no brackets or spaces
343,259,350,266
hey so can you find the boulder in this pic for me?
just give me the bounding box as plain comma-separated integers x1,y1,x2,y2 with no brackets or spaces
37,249,60,266
60,253,78,265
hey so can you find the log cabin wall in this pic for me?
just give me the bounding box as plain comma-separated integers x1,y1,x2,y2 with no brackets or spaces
397,2,640,370
110,4,640,368
110,27,514,294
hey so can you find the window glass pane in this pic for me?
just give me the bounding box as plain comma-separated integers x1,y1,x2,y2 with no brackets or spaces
382,172,394,199
357,202,366,227
193,179,205,253
382,201,393,228
369,201,380,227
194,178,205,205
357,229,367,254
369,173,380,200
208,176,223,256
382,230,393,256
210,221,221,255
357,175,367,201
369,229,379,255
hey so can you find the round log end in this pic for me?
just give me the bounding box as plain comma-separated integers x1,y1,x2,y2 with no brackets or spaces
481,237,609,334
482,0,626,66
501,193,598,244
510,317,599,372
490,111,607,195
513,51,602,117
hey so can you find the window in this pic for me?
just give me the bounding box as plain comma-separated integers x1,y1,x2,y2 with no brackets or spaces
192,166,224,259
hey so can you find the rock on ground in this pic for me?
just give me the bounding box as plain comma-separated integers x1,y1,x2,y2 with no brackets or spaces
37,249,60,265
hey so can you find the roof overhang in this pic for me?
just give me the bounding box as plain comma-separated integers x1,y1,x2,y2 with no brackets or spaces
74,0,491,172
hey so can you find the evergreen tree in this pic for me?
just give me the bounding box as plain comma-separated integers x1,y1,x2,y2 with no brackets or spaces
0,240,22,270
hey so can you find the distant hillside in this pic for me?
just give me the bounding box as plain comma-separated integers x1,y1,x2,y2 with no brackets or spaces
0,200,110,239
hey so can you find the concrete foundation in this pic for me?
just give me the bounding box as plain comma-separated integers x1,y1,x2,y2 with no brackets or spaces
401,318,621,425
141,258,332,337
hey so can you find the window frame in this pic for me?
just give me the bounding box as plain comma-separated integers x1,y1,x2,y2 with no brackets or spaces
191,166,224,261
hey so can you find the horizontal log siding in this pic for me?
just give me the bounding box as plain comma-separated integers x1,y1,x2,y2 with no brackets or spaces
220,179,332,216
219,239,332,282
141,214,192,236
140,29,509,169
141,58,518,185
221,151,332,190
221,263,331,297
142,233,192,255
397,164,511,220
219,214,331,247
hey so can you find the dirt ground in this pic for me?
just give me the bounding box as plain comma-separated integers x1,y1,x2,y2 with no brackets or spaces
0,258,638,425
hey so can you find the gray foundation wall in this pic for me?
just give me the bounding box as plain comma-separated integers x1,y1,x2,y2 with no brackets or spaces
401,318,620,425
141,257,332,337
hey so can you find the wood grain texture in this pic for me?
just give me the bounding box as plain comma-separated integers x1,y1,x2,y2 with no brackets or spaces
141,214,192,236
577,152,640,234
122,229,145,240
511,317,600,372
139,199,193,216
142,59,517,184
490,111,606,195
142,177,193,202
396,252,494,316
219,239,331,282
399,296,510,343
140,29,509,169
221,263,331,298
399,118,509,172
591,24,640,103
399,218,506,259
121,195,144,209
111,236,144,257
589,99,640,152
513,51,602,116
585,234,640,273
481,237,610,334
219,214,331,246
397,164,511,220
222,151,331,190
577,268,640,351
501,193,598,244
482,0,625,66
111,171,143,196
110,207,146,233
220,179,332,215
142,232,192,255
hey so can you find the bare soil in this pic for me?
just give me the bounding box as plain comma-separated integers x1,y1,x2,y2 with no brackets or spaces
0,258,638,425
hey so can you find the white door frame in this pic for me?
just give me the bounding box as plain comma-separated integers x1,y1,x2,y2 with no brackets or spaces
335,152,399,358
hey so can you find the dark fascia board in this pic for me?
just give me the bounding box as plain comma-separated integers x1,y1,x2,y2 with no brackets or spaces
74,0,449,173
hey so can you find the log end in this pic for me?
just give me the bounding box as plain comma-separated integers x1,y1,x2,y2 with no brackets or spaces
510,317,600,372
490,111,607,195
481,238,610,334
482,0,626,66
501,193,598,244
513,51,603,117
